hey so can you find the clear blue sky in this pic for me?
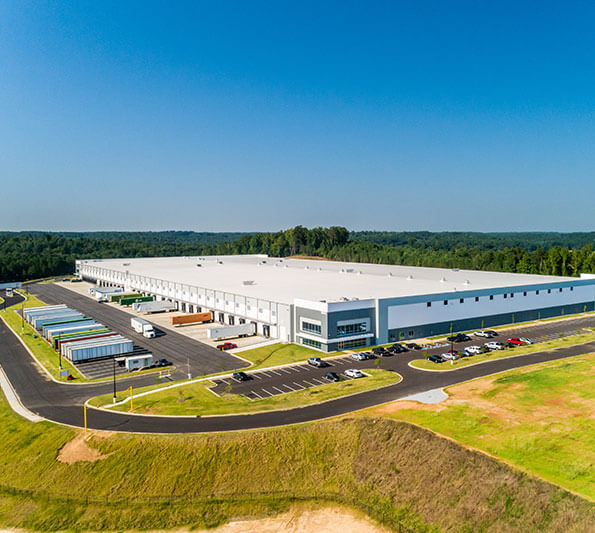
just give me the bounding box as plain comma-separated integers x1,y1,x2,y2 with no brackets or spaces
1,1,594,232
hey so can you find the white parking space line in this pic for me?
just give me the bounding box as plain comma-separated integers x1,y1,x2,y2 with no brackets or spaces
251,373,262,380
279,368,292,374
303,380,316,387
289,367,302,373
250,391,262,399
311,378,325,385
283,384,295,391
333,359,346,365
272,386,285,394
270,370,282,376
292,382,305,390
260,388,273,397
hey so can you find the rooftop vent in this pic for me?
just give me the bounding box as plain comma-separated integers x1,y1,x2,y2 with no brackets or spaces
407,275,413,280
463,280,470,285
196,264,202,267
218,261,224,264
387,272,393,277
452,268,460,272
440,277,446,282
122,263,130,266
242,280,255,286
304,266,310,270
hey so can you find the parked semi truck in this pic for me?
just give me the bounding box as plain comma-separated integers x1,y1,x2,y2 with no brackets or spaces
207,322,256,340
130,317,156,338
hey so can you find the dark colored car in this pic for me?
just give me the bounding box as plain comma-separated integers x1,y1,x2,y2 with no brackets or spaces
217,342,238,351
362,351,377,359
372,347,384,354
406,343,422,350
378,350,392,357
447,333,471,343
391,344,408,353
428,355,445,363
233,371,250,381
156,358,172,367
486,330,498,336
325,372,340,382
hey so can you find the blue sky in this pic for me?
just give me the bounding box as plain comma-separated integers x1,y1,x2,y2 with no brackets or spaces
1,1,594,232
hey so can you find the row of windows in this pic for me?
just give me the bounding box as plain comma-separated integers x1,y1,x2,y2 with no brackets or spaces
427,286,573,307
302,338,322,349
301,321,322,335
336,322,368,337
337,338,367,350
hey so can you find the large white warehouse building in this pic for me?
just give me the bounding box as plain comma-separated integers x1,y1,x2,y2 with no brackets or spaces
76,255,595,352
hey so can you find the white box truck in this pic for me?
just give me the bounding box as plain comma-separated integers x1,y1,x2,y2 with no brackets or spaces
207,322,256,340
130,317,156,338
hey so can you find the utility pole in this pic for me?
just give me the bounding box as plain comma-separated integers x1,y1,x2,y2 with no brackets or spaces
112,357,117,403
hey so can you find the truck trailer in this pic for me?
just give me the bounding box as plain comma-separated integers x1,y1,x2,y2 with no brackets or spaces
170,312,213,326
130,317,156,338
207,322,256,340
132,300,177,313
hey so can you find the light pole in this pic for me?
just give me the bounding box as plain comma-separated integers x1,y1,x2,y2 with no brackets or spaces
112,357,117,403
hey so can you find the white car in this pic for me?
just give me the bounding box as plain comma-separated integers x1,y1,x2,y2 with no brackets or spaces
519,337,533,344
474,331,492,338
350,353,367,361
484,341,504,350
464,345,482,355
345,368,364,378
441,352,458,361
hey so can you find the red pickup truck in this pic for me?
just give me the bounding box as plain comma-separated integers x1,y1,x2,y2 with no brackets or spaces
217,342,237,351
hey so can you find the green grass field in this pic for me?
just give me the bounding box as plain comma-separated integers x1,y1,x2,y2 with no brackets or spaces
374,353,595,500
90,368,401,415
409,332,595,371
236,342,343,368
0,385,593,532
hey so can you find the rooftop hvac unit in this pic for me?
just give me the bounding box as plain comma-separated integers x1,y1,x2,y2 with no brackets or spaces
407,275,413,280
440,277,447,282
242,280,255,286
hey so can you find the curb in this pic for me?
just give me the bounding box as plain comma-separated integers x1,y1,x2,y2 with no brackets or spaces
0,364,44,422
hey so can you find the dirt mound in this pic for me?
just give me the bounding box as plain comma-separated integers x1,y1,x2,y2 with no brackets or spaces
57,432,113,464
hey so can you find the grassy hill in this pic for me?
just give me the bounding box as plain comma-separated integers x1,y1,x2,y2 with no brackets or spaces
0,388,593,531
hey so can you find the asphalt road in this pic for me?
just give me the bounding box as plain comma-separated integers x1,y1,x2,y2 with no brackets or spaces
30,284,248,377
1,288,593,434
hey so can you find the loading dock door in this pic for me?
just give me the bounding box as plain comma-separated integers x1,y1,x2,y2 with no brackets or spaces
263,324,270,337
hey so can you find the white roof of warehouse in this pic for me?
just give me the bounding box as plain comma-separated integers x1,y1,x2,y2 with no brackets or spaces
79,255,579,305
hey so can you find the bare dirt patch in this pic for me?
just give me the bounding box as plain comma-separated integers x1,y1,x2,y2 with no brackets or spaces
194,505,390,533
57,432,113,464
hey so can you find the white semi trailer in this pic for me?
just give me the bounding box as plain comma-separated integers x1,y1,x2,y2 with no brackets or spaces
130,317,156,338
207,322,256,340
132,300,177,313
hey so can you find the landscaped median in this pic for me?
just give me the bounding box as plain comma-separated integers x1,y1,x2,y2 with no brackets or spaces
233,342,344,368
89,368,402,416
409,331,595,371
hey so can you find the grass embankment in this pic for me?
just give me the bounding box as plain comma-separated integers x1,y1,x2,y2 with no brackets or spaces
90,369,401,415
0,390,593,531
373,353,595,500
0,292,84,381
236,342,343,369
409,331,595,371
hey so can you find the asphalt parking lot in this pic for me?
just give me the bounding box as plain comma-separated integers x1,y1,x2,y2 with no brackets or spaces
209,315,593,399
29,283,249,378
209,357,369,399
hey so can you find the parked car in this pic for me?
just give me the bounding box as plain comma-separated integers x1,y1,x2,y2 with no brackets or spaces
361,351,376,359
372,347,385,354
464,345,482,355
447,333,470,343
441,352,458,361
519,337,533,344
507,337,524,346
325,372,340,382
233,371,250,381
345,368,364,378
378,350,392,357
156,358,172,367
484,341,504,350
428,355,445,363
217,342,237,351
406,343,422,350
351,352,367,361
391,344,408,353
474,330,493,338
307,357,327,367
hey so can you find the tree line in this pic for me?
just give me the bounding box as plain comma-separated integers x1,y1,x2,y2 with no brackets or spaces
0,228,593,282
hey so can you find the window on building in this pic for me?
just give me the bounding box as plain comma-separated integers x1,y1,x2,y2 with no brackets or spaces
460,298,464,304
510,293,514,298
337,322,367,337
559,287,563,292
408,330,414,337
489,295,494,300
547,289,551,294
570,286,574,291
337,338,366,350
536,290,540,295
475,296,479,302
504,293,507,299
444,300,448,305
302,338,322,349
427,302,431,307
523,291,527,296
301,321,322,335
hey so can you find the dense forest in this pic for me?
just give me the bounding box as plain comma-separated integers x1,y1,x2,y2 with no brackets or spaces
0,228,593,282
